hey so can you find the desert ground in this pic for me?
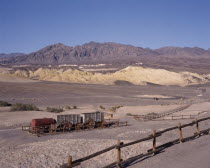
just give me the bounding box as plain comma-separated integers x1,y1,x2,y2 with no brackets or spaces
1,76,210,168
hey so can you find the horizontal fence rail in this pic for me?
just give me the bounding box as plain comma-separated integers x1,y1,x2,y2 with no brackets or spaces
61,116,210,168
134,104,191,121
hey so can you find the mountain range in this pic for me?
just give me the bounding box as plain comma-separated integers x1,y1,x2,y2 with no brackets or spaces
1,42,210,72
0,53,25,60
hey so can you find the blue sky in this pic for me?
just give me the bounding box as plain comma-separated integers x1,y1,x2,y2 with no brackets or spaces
0,0,210,53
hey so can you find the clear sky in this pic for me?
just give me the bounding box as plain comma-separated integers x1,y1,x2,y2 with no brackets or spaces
0,0,210,53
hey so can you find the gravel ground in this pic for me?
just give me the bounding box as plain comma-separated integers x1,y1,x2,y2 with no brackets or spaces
0,102,210,168
1,81,210,168
0,139,156,168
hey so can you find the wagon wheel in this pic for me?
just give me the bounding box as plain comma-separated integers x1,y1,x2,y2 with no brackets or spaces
88,119,96,129
60,121,67,132
75,123,82,131
44,125,50,133
62,122,73,132
60,121,65,132
33,126,39,135
67,122,73,131
101,120,107,128
64,122,73,132
50,124,57,134
34,126,40,136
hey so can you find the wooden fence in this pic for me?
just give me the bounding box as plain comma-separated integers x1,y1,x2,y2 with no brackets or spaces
152,114,196,120
134,104,191,121
61,116,210,168
135,111,207,121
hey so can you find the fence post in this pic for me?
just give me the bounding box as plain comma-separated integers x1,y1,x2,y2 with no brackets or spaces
195,119,200,135
178,123,183,143
117,140,121,168
67,155,72,168
153,130,156,155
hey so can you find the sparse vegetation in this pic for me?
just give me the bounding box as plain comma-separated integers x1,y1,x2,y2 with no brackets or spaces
109,105,123,112
73,105,77,109
11,103,39,111
147,112,159,116
65,105,77,110
65,106,71,110
0,100,12,107
99,105,105,110
46,107,63,113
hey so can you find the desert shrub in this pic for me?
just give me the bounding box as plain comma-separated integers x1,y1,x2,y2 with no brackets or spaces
46,107,63,113
64,105,77,110
73,105,77,109
99,105,105,110
65,106,71,110
109,105,123,112
0,100,12,107
11,103,39,111
147,112,159,116
126,113,132,116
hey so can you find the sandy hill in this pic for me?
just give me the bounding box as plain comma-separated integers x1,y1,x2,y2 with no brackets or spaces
0,67,35,83
6,66,210,86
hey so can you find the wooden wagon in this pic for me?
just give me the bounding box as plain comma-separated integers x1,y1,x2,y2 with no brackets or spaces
80,111,105,128
22,111,126,136
56,114,81,131
56,111,105,131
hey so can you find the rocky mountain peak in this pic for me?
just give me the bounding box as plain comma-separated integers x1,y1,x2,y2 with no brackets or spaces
1,42,210,66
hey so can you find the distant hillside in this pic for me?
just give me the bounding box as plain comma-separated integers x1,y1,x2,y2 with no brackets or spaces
1,42,210,72
1,42,159,65
0,53,25,60
156,47,209,57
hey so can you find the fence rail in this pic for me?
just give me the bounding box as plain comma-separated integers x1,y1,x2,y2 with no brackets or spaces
145,111,207,121
61,116,210,168
134,104,191,121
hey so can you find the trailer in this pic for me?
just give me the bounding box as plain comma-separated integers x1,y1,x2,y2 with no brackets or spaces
81,111,104,123
80,111,105,128
22,118,56,135
56,114,82,131
57,111,105,129
57,114,81,125
22,111,127,136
